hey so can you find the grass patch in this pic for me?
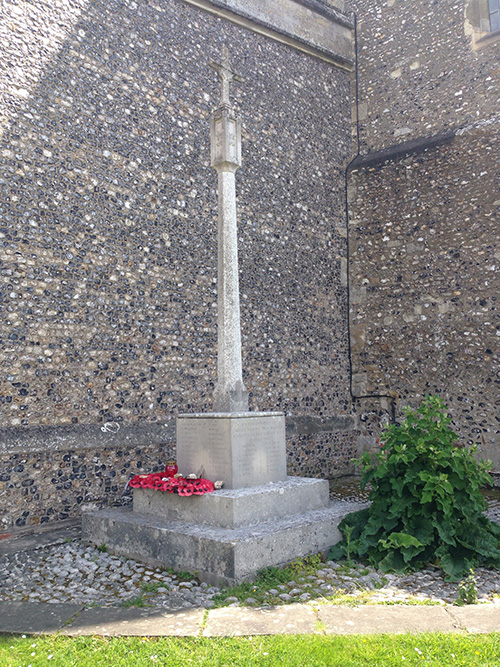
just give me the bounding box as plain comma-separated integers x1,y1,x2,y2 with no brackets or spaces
212,555,327,607
162,568,195,582
211,554,442,609
141,581,168,594
310,590,442,607
1,633,500,666
120,596,149,608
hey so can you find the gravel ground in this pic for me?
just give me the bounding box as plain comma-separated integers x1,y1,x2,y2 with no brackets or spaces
2,538,500,610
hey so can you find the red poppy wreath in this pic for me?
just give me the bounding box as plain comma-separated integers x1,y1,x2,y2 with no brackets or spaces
128,464,222,496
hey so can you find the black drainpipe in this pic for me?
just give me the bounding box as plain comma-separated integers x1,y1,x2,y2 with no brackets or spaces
344,12,397,425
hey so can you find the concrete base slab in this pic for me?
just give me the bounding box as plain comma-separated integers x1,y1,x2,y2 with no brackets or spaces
82,499,364,587
0,602,84,634
61,606,205,637
448,604,500,633
133,477,330,528
177,412,286,489
203,604,317,636
316,605,459,634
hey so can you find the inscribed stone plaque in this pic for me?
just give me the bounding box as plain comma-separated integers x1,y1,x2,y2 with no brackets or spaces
176,412,286,489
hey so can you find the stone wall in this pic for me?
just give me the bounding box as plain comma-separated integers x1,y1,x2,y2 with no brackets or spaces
0,0,356,530
352,0,499,152
0,441,172,531
349,0,499,467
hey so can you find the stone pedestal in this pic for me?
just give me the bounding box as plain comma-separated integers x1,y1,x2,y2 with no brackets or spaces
133,477,327,528
82,479,366,587
82,413,363,585
176,412,286,489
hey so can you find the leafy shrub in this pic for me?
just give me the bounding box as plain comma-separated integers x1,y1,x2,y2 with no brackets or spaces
329,396,500,581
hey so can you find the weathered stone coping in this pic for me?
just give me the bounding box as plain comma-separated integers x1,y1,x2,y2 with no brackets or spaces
179,0,354,70
0,414,356,455
0,422,175,455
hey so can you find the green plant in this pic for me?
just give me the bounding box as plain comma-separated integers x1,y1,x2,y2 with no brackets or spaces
344,525,354,565
120,596,148,608
163,567,194,582
212,554,327,607
288,553,324,576
457,568,479,605
141,581,168,593
97,543,107,553
329,396,500,581
3,633,500,667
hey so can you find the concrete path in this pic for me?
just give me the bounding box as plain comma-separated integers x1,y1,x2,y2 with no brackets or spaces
0,600,499,636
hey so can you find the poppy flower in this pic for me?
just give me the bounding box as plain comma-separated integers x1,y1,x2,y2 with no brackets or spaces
128,467,219,496
178,482,194,496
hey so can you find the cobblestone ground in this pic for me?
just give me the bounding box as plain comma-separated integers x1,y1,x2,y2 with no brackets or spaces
2,539,500,611
2,490,499,611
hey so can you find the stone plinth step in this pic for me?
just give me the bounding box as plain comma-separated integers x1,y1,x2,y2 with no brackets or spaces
133,477,330,529
82,499,366,587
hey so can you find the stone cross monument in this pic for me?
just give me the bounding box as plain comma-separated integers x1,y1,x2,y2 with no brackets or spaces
82,48,359,587
175,47,287,488
209,47,248,413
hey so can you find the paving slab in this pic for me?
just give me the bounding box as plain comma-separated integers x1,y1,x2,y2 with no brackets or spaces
448,604,500,633
0,522,81,556
0,602,84,635
3,601,500,637
60,606,205,637
203,604,317,636
316,604,459,635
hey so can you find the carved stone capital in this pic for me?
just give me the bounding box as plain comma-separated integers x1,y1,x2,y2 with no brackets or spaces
210,105,242,170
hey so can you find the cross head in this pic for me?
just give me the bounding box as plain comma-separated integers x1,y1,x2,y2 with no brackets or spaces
210,45,244,106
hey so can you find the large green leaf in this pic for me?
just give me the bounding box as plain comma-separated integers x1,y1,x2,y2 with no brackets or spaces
435,520,456,546
379,532,423,549
439,551,474,582
378,550,407,574
407,516,434,546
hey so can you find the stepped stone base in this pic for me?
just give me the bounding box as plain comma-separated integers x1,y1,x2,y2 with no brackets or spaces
82,478,367,586
133,477,329,529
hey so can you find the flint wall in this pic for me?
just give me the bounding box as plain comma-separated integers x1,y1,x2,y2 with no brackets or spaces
0,0,355,530
349,0,499,467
